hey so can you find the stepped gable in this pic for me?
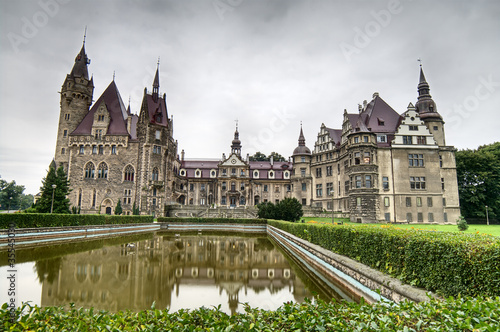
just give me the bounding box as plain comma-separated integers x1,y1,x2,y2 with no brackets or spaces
71,80,130,137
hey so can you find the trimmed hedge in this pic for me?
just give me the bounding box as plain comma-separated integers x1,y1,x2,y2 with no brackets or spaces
0,213,153,229
268,220,500,298
2,297,500,331
157,217,267,224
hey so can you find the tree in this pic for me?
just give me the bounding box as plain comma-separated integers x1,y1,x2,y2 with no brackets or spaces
456,142,500,220
35,165,71,214
269,151,287,162
132,202,140,215
0,177,25,210
249,152,268,161
276,198,303,222
256,201,277,219
115,199,123,215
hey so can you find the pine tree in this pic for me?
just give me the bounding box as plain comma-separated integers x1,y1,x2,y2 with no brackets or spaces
115,199,123,215
35,164,71,214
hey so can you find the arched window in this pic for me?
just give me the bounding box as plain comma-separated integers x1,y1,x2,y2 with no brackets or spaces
97,162,108,179
152,168,159,181
124,165,134,182
84,162,95,179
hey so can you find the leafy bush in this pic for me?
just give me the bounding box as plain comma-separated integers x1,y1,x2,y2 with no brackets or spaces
0,214,153,228
157,217,266,224
268,220,500,297
457,215,469,231
257,198,303,222
2,297,500,331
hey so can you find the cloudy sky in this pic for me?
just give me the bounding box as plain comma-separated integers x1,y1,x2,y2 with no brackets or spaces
1,0,499,194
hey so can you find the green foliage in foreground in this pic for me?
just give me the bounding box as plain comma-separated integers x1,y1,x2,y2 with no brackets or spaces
269,220,500,298
0,213,153,229
157,217,267,224
256,198,303,222
2,297,500,331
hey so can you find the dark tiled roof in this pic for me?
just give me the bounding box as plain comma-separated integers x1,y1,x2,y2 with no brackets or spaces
70,44,89,79
145,94,169,127
364,96,402,133
325,128,342,147
71,80,130,136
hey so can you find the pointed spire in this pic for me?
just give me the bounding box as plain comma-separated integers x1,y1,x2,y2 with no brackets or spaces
152,58,160,102
415,64,441,120
70,42,90,79
231,121,242,156
298,123,306,146
293,123,311,156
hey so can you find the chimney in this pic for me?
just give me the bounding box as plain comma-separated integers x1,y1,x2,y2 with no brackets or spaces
181,149,185,161
270,155,274,166
363,100,367,109
373,92,379,98
358,104,362,113
246,153,249,162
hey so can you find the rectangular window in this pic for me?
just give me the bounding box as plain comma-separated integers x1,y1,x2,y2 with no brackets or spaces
241,183,245,190
300,168,306,177
155,130,161,140
286,184,291,192
441,178,445,190
406,213,413,222
221,196,226,205
302,198,306,206
231,168,236,176
354,152,361,165
222,169,227,176
301,156,305,162
356,197,362,206
264,185,268,192
95,129,103,139
326,166,332,176
417,136,427,145
240,170,245,177
316,168,322,177
383,176,389,190
410,177,426,190
409,125,418,131
408,154,424,167
153,145,161,154
384,197,390,207
98,145,104,155
63,129,68,137
428,213,434,222
406,197,412,207
444,212,448,222
427,197,433,207
111,145,117,154
418,212,423,222
355,176,361,188
345,181,349,193
439,155,443,167
189,184,194,191
365,175,372,188
364,152,371,164
79,145,84,154
222,182,226,190
326,182,333,196
327,201,333,210
443,198,446,206
316,184,322,197
61,148,65,154
64,113,70,120
384,213,391,222
92,145,97,154
274,185,280,193
301,183,306,191
354,136,359,143
201,184,206,191
416,197,422,207
363,136,369,142
377,135,387,143
403,136,413,145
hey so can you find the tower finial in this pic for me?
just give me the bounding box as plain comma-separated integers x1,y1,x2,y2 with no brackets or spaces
113,71,115,81
417,58,422,67
83,26,87,45
235,119,238,130
157,56,160,68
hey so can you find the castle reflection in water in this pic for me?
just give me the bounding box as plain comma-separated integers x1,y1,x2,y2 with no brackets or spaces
40,234,315,314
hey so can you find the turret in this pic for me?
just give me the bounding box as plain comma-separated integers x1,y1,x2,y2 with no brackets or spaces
230,123,242,156
415,65,445,145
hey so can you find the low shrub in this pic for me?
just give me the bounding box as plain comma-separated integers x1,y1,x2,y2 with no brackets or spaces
2,297,499,331
0,214,154,228
157,217,266,224
268,220,500,298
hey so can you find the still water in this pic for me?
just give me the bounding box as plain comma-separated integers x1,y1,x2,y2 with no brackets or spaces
0,232,343,314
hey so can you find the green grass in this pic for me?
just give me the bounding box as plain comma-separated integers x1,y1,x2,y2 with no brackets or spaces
301,217,500,237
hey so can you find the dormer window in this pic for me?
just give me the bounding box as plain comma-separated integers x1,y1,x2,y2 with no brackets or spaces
98,115,105,121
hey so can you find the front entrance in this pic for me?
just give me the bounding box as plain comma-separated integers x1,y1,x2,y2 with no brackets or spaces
230,197,237,207
105,207,112,215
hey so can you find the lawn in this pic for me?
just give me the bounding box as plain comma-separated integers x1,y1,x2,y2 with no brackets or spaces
301,216,500,237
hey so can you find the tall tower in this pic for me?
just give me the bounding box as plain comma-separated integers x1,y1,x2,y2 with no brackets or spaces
231,123,242,156
291,124,312,206
415,66,445,146
54,41,94,170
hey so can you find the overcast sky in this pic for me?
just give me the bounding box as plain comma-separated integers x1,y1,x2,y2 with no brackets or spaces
1,0,499,195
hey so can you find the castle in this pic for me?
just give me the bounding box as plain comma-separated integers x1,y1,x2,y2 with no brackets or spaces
54,41,460,223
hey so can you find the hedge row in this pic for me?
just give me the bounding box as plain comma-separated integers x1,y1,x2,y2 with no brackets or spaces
157,217,267,224
0,213,153,229
268,220,500,298
2,297,499,331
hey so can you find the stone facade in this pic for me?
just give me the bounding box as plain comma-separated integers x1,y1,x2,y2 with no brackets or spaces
54,43,460,222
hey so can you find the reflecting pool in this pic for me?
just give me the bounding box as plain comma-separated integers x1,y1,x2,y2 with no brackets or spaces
0,232,347,314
